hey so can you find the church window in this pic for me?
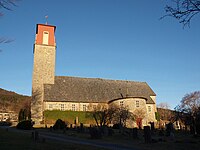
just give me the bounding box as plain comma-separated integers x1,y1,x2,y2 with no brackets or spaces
60,104,65,111
72,104,75,111
136,101,139,107
43,31,49,45
49,104,53,110
148,106,151,112
93,105,97,110
83,104,87,111
120,101,124,107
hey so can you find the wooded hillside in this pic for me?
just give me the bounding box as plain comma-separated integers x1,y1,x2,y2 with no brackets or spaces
0,88,31,113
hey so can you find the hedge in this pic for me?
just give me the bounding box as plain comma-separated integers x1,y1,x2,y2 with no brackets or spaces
44,110,94,124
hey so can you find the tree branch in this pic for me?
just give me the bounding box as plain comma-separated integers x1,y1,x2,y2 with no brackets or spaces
161,0,200,27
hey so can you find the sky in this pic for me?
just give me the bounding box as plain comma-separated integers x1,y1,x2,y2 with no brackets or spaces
0,0,199,109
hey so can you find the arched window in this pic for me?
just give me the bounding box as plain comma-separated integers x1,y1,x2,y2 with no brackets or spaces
43,31,49,45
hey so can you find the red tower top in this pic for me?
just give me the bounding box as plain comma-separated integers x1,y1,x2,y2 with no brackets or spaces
35,24,56,46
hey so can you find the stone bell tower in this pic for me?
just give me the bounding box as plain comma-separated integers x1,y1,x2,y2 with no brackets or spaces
31,24,56,125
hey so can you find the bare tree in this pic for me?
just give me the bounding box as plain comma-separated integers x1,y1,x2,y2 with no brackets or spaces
133,108,146,128
180,91,200,134
91,104,110,128
157,102,172,121
31,89,43,123
171,105,191,130
91,104,133,128
157,102,170,109
0,0,18,16
162,0,200,27
113,106,133,128
0,37,13,44
0,0,18,46
133,108,146,119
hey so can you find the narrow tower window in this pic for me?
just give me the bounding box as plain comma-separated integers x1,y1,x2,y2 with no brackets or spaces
43,31,49,45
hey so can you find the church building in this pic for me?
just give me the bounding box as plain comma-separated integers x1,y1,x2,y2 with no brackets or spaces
31,24,157,127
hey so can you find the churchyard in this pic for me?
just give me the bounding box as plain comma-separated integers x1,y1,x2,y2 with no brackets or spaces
0,127,106,150
0,122,200,150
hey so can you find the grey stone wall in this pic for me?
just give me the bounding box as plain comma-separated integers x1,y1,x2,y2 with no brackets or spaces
31,44,56,124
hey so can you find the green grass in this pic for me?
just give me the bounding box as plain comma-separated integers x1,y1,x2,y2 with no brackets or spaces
44,110,95,124
0,128,106,150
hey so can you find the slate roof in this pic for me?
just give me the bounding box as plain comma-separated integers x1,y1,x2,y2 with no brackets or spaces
44,76,156,104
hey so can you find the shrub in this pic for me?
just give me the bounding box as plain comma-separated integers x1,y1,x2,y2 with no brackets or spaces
155,112,160,121
53,119,66,130
44,110,94,124
16,120,33,130
18,109,31,122
0,121,12,126
112,123,122,129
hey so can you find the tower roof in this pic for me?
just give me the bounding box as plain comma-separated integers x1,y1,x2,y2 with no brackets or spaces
35,24,56,46
36,24,56,34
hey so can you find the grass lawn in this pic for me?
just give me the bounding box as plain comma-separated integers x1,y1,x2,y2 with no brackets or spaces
0,128,106,150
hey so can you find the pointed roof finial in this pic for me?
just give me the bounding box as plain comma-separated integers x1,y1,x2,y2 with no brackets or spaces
45,15,48,25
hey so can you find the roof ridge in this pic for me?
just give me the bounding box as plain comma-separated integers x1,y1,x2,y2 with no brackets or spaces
55,76,145,83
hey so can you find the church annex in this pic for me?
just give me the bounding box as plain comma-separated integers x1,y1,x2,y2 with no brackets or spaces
31,24,157,127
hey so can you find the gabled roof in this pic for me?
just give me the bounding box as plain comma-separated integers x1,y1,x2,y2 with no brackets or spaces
44,76,156,104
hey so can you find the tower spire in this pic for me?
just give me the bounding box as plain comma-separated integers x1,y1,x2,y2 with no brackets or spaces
45,15,48,25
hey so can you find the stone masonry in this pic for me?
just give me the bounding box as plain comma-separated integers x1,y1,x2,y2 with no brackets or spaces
31,24,56,125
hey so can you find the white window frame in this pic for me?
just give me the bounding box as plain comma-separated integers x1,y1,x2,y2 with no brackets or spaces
60,104,65,111
83,104,87,111
49,104,53,110
93,105,97,110
43,31,49,45
148,106,151,112
72,104,75,111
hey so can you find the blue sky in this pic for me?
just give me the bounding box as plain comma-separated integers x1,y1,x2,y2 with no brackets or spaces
0,0,199,109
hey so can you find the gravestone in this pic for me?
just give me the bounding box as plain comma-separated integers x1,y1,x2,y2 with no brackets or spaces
144,126,151,143
150,122,155,131
50,126,53,132
74,116,78,125
63,128,66,134
80,123,84,132
166,123,173,136
132,128,138,139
